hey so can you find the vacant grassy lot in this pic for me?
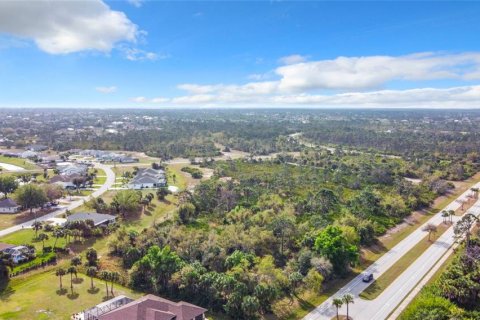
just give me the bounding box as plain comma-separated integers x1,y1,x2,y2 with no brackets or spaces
359,223,449,300
0,155,38,170
0,270,142,320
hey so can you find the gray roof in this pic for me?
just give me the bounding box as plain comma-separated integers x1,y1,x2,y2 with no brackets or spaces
67,212,116,226
0,198,19,208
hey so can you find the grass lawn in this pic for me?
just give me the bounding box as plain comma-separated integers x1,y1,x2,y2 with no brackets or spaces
0,155,38,170
0,229,67,252
0,270,143,320
92,168,106,185
0,208,55,231
359,223,449,300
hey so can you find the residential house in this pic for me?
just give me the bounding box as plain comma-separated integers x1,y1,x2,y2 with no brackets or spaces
1,244,35,264
0,198,20,213
78,294,207,320
19,150,38,159
26,144,48,152
57,163,88,176
49,174,84,190
127,168,167,189
67,212,116,227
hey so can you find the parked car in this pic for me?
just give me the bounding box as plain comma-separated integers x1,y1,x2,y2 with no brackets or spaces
363,273,374,282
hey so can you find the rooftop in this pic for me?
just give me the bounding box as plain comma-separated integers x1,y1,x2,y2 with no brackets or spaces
99,294,207,320
67,212,116,226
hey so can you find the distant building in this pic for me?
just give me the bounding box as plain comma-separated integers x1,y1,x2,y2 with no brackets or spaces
0,198,20,214
127,168,167,189
26,144,48,152
19,150,38,159
49,174,84,190
67,212,116,227
78,294,207,320
57,163,88,176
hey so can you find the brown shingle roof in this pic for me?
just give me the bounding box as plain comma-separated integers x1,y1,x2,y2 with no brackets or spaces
99,295,207,320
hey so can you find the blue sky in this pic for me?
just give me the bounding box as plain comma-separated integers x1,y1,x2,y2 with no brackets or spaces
0,0,480,108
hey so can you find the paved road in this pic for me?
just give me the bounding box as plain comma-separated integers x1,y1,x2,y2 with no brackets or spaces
0,163,115,237
304,182,480,320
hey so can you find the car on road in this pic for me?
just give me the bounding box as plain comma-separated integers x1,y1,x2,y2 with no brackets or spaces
363,273,374,282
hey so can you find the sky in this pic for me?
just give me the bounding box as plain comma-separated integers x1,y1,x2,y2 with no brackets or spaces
0,0,480,109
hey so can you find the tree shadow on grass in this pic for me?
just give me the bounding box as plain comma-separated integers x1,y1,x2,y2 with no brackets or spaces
56,288,68,296
87,287,100,294
67,292,79,300
0,282,15,301
294,293,315,310
72,277,84,284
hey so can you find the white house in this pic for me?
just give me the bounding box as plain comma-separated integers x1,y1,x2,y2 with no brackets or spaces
127,168,167,189
0,198,20,214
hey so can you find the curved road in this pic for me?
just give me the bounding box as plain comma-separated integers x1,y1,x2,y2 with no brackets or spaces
0,163,115,238
304,181,480,320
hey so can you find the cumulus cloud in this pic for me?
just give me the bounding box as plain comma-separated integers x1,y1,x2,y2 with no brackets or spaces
276,52,480,91
0,0,138,54
143,52,480,108
278,54,308,65
148,85,480,108
95,86,117,94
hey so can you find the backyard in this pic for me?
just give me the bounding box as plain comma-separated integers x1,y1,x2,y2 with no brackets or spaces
0,270,143,320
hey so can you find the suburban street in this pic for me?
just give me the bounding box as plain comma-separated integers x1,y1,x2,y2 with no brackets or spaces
0,163,115,237
304,181,480,320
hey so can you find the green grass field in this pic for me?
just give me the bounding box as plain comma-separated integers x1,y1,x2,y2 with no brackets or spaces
0,155,38,170
0,229,67,252
0,270,143,320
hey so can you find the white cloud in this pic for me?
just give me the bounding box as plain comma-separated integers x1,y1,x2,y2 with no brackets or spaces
278,54,308,65
151,97,169,103
276,52,480,91
0,0,138,54
95,86,117,94
131,96,147,103
123,48,160,61
127,0,144,8
144,84,480,108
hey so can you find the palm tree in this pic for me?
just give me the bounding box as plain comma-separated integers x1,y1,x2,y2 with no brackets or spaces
56,268,66,291
32,221,43,238
449,210,455,223
422,223,437,241
52,227,64,249
441,210,449,224
86,267,97,290
342,294,354,320
70,256,82,279
109,271,120,296
67,266,77,294
37,233,49,251
332,298,343,320
99,270,111,298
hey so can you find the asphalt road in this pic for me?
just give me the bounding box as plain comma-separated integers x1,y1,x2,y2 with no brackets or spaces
304,181,480,320
0,163,115,238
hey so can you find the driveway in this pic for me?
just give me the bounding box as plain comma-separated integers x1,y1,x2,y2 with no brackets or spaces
0,163,115,238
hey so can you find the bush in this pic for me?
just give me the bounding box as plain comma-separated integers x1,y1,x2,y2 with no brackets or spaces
181,167,203,179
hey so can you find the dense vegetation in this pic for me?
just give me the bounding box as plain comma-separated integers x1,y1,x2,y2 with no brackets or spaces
104,153,452,319
401,232,480,319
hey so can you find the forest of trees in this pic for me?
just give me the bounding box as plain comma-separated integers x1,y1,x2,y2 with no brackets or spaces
105,153,451,319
